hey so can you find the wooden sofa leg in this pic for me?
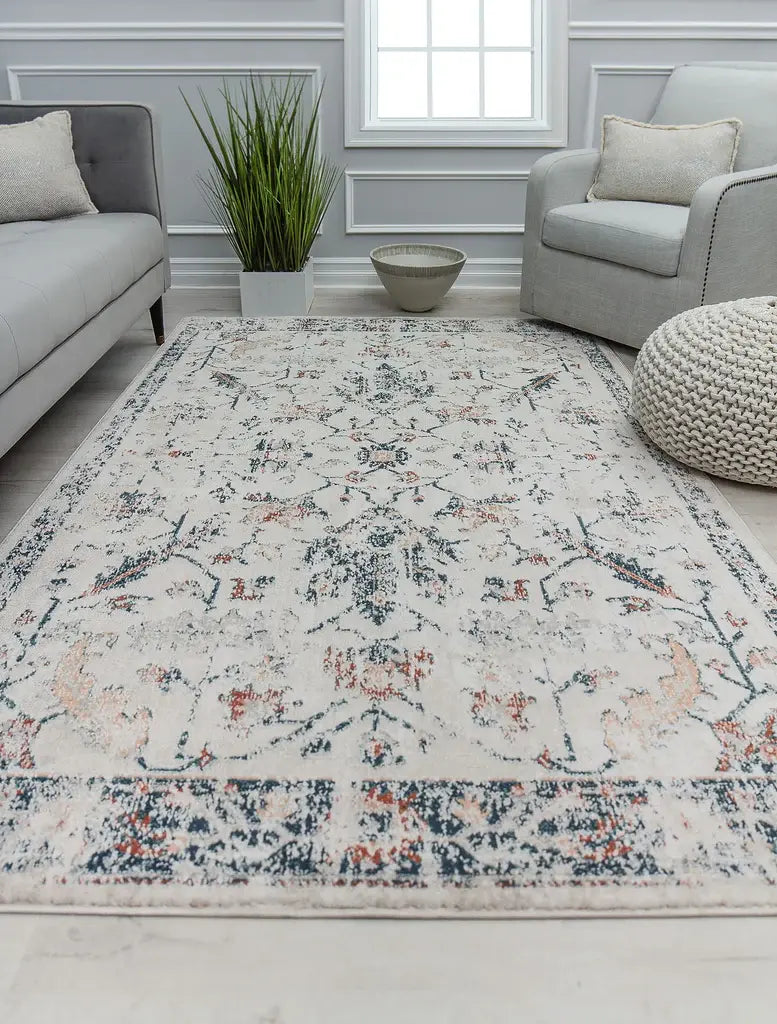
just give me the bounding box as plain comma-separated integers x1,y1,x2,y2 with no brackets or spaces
150,297,165,345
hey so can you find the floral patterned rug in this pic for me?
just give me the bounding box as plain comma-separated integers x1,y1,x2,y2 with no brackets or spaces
1,316,776,917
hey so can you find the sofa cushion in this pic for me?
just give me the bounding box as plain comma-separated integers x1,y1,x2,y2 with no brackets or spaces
0,212,163,379
542,201,690,277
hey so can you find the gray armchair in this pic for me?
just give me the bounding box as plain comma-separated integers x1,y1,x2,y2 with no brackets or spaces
520,63,777,349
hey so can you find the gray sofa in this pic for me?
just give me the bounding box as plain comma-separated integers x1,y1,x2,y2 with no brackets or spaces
520,63,777,348
0,101,169,459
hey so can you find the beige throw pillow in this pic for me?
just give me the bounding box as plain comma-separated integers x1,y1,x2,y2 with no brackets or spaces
587,115,742,206
0,110,97,224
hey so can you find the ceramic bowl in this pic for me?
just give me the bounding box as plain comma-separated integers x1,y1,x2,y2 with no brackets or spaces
370,244,467,312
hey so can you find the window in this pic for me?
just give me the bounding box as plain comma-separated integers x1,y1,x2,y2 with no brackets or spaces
345,0,568,147
374,0,534,122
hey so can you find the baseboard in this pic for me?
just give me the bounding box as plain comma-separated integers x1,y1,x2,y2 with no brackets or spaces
170,256,522,291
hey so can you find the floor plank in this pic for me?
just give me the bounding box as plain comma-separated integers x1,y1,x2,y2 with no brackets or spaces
1,913,775,1024
0,288,775,1022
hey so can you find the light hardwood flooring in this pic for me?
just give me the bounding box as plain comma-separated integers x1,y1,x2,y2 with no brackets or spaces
0,288,775,1023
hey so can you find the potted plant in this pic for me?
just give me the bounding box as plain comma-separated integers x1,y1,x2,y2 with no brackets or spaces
184,77,342,315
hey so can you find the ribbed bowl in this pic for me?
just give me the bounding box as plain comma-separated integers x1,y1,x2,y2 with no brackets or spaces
370,244,467,312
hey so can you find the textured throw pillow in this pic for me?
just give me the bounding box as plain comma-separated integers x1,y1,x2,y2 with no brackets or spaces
587,115,742,206
0,110,97,224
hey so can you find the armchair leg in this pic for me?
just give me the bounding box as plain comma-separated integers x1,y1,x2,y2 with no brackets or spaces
150,297,165,345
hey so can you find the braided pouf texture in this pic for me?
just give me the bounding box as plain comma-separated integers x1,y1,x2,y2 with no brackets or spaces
631,296,777,487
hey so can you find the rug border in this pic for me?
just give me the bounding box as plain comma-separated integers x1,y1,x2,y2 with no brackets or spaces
0,314,203,557
1,904,776,921
2,875,777,920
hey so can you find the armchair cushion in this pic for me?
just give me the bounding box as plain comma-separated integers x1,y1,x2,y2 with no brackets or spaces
542,201,689,277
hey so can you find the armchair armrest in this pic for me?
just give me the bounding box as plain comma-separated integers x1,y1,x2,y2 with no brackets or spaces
525,149,601,221
680,163,777,307
521,149,601,313
0,101,170,289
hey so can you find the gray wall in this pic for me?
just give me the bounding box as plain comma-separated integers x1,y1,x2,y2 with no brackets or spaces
2,0,777,288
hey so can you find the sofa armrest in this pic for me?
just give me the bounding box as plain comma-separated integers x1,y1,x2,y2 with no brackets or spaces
680,163,777,307
521,149,601,313
0,101,170,289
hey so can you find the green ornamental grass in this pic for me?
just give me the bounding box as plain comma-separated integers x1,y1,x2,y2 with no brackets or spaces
183,76,342,274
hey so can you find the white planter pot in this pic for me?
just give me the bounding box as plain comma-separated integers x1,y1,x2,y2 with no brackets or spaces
239,263,314,316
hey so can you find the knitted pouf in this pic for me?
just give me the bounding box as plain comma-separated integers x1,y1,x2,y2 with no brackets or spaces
632,296,777,487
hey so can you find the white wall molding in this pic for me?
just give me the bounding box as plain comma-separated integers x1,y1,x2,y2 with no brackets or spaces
169,223,323,238
7,63,322,102
8,19,777,44
584,64,675,148
345,171,529,236
168,225,226,237
0,22,344,42
171,256,522,291
570,21,777,40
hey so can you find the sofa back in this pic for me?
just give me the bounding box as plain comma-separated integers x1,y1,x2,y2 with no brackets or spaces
652,63,777,171
0,102,166,225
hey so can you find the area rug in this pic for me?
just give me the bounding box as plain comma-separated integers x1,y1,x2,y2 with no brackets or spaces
1,316,776,917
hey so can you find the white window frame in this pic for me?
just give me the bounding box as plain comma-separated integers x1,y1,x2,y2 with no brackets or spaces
344,0,568,148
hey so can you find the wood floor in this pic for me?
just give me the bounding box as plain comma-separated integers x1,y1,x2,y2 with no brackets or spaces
0,288,775,1023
